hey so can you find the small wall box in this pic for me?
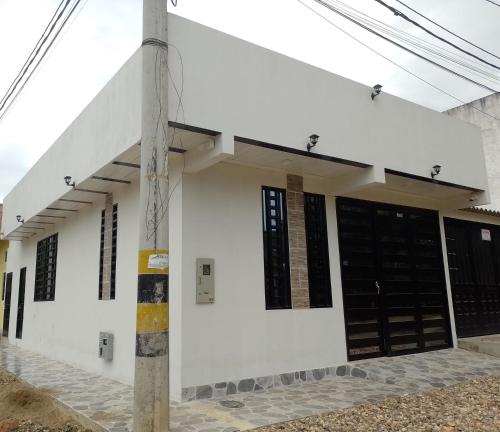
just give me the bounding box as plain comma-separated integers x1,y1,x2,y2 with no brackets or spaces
99,332,114,361
196,258,215,304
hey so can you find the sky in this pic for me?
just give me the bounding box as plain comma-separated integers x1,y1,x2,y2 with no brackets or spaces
0,0,499,201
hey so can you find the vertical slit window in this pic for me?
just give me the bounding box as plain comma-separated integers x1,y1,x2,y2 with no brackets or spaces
304,193,332,308
262,186,291,309
34,233,58,302
98,204,118,300
111,203,118,300
98,210,105,300
16,267,26,339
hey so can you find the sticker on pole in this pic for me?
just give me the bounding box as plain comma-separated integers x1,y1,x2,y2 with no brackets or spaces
481,229,491,242
148,253,169,270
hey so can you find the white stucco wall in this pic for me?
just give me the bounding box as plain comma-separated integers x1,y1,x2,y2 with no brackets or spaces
167,15,487,193
446,94,500,211
2,50,142,236
6,180,140,385
180,162,347,388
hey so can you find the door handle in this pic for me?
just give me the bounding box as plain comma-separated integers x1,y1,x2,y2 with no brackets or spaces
375,281,380,295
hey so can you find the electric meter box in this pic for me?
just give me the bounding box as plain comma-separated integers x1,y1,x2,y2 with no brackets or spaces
196,258,215,304
99,332,114,361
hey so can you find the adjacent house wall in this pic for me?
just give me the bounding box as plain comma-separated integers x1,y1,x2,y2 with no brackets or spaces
446,93,500,211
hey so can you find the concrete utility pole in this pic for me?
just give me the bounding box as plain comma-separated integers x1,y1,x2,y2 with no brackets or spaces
134,0,170,431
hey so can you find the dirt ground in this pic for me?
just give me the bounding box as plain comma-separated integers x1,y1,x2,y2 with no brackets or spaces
0,369,94,432
256,374,500,432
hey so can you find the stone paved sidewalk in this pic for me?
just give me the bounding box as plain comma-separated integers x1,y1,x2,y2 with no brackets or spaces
1,340,500,432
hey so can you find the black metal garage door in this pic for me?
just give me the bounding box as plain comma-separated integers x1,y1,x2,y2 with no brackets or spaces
337,198,452,360
444,218,500,338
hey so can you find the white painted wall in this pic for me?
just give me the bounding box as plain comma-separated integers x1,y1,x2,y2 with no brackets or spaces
167,15,487,192
180,162,347,388
6,180,139,385
2,50,142,236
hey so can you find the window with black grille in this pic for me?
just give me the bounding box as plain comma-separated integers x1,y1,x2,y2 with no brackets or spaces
111,203,118,299
99,204,118,300
262,187,291,309
99,209,105,300
34,233,58,301
304,193,332,308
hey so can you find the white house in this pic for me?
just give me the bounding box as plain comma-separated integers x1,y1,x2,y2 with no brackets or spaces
2,14,500,402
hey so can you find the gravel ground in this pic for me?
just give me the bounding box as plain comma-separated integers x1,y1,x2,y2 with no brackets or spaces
255,375,500,432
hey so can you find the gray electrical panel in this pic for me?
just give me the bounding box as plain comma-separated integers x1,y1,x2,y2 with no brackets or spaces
196,258,215,304
99,332,114,361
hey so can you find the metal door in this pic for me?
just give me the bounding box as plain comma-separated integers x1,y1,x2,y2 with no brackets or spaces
2,273,13,337
445,218,500,337
337,198,452,360
16,268,26,339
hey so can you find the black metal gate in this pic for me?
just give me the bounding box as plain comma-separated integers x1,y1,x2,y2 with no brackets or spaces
337,198,452,360
2,272,13,337
16,267,27,339
444,218,500,338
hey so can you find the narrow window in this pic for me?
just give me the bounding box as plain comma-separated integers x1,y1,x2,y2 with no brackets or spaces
304,193,332,308
34,233,58,301
262,187,291,309
99,209,105,300
99,204,118,300
1,272,5,300
111,203,118,299
16,267,26,339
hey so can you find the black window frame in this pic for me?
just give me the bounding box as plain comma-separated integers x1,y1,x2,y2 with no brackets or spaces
111,203,118,299
99,203,118,300
34,233,58,302
304,192,333,308
262,186,291,310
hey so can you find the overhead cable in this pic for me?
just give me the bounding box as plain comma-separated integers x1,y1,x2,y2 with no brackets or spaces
374,0,500,71
395,0,500,61
312,0,497,93
326,0,500,86
296,0,500,122
0,0,67,109
0,0,72,115
0,0,82,121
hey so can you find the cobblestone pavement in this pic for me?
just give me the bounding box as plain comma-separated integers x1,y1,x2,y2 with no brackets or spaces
1,341,500,432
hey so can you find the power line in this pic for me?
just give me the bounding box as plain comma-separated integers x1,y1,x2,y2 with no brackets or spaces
373,0,500,71
295,0,500,122
395,0,500,61
0,0,67,109
312,0,497,93
0,0,82,121
484,0,500,7
327,0,500,87
0,0,72,115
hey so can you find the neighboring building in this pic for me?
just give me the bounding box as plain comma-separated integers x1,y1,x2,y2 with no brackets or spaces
0,204,9,336
1,14,499,401
445,95,500,340
446,93,500,210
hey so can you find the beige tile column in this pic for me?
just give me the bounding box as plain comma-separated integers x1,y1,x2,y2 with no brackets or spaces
286,174,310,309
101,193,114,300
